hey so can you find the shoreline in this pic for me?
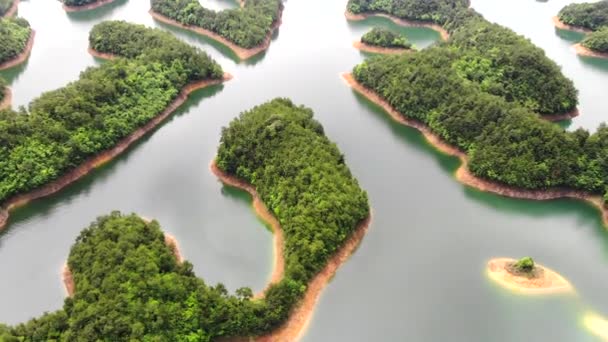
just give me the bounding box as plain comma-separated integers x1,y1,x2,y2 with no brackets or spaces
0,73,233,232
0,87,11,110
62,0,117,12
353,41,411,54
0,30,35,71
88,47,117,60
574,43,608,60
341,72,608,228
211,161,372,341
63,230,186,297
540,107,580,122
486,258,573,294
552,16,592,33
149,9,282,61
2,0,19,17
345,11,450,41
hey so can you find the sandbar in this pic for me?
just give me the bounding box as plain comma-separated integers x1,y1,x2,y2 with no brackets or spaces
149,9,282,61
574,43,608,60
0,30,35,71
0,72,232,232
211,160,372,341
341,72,608,228
345,11,450,41
63,0,117,12
486,258,573,294
353,41,411,54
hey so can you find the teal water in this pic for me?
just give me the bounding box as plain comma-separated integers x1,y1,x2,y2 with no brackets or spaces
0,0,607,340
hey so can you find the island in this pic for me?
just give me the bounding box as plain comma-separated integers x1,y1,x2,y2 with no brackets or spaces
0,0,18,17
342,0,608,226
61,0,120,12
0,17,35,71
0,21,230,232
556,1,608,59
486,257,573,294
354,27,413,54
0,98,371,341
150,0,283,60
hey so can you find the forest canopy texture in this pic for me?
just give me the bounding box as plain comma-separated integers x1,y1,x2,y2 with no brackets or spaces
0,99,370,340
361,27,411,49
0,21,222,206
351,0,608,204
0,17,32,65
582,27,608,53
348,0,578,116
150,0,282,49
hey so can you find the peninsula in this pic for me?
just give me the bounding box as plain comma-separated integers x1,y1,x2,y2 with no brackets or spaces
0,17,35,71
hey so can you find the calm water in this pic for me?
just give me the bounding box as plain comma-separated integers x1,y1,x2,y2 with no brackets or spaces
1,0,607,340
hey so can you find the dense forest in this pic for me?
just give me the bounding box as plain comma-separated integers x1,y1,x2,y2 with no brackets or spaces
0,17,32,65
361,27,411,49
353,47,608,203
582,27,608,53
0,21,222,205
0,99,370,339
347,0,578,116
0,0,13,16
558,0,608,31
150,0,282,49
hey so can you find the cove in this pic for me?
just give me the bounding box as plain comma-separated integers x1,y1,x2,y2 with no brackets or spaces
0,0,608,341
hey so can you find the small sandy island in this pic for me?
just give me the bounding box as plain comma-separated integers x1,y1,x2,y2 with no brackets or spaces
574,43,608,60
0,30,35,71
0,87,11,110
584,311,608,341
63,0,117,12
486,258,573,294
353,41,412,55
149,9,282,61
345,11,450,41
211,160,372,342
552,16,592,33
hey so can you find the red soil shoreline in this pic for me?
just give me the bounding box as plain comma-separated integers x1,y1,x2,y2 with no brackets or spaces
149,9,282,61
211,161,372,342
0,30,35,71
341,72,608,228
345,11,450,41
0,87,11,110
88,47,117,60
0,71,233,232
353,41,411,54
552,16,592,33
574,43,608,60
541,108,580,122
62,0,117,12
2,0,19,17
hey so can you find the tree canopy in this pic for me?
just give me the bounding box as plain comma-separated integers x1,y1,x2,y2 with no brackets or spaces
151,0,282,49
0,21,222,206
0,99,370,340
0,17,31,65
361,27,412,49
558,0,608,31
582,27,608,53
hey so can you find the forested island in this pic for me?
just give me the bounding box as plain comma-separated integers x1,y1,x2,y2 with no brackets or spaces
344,0,608,225
0,0,18,17
150,0,283,60
354,27,412,54
0,21,228,231
0,78,9,110
0,99,370,340
556,0,608,58
61,0,120,12
487,257,572,294
0,17,34,70
346,0,578,118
